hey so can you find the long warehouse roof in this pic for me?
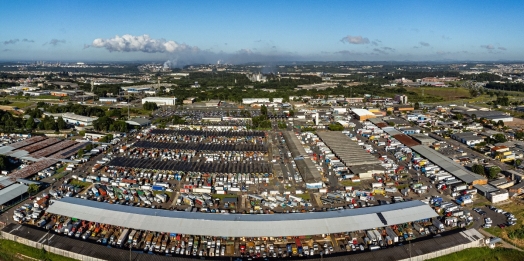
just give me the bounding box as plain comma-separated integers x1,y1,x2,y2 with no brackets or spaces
47,197,437,237
412,145,486,184
0,184,28,206
316,131,380,166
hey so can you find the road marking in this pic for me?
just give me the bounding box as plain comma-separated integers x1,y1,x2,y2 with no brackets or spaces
10,225,22,233
37,232,48,243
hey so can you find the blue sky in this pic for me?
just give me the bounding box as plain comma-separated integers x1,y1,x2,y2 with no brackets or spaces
1,0,523,63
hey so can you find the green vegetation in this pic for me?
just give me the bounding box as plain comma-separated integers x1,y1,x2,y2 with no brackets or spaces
277,121,287,129
296,193,311,201
27,184,40,197
327,123,344,131
0,239,79,261
485,201,524,249
212,194,238,201
92,116,128,132
339,180,356,186
426,247,524,261
68,179,91,188
472,164,485,175
143,101,159,111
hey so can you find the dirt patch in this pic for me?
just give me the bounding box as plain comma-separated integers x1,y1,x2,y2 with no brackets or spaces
503,118,524,128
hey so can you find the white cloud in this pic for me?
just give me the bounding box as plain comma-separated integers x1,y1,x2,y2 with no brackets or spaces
419,41,430,47
89,34,197,53
340,35,370,44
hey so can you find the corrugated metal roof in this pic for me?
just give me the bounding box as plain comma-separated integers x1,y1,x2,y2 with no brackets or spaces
317,131,380,167
0,176,14,188
382,127,403,136
47,198,437,237
412,145,486,184
0,184,28,205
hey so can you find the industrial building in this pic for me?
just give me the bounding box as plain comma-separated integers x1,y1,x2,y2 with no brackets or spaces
412,145,487,185
316,131,381,177
0,177,29,208
46,197,437,238
45,112,98,127
283,131,323,187
141,97,177,106
350,108,376,121
125,118,151,127
410,134,438,146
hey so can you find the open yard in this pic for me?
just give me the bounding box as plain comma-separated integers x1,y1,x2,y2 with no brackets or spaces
68,179,91,188
484,200,524,249
427,247,524,261
0,239,78,261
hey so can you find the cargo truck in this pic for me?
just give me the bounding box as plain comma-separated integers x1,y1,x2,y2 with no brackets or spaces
117,229,130,247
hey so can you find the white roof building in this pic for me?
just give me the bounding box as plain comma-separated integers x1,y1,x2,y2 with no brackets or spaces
141,97,176,106
47,197,437,238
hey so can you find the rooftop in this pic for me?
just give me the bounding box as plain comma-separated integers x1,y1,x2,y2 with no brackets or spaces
47,197,437,237
316,131,380,167
0,183,28,206
412,145,487,184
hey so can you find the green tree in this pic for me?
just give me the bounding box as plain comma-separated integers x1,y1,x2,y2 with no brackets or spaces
497,120,504,129
260,105,268,116
143,101,158,111
77,149,84,158
414,102,420,110
27,184,40,197
471,164,485,175
25,116,36,130
56,116,67,129
85,143,93,151
93,116,115,131
491,133,507,144
488,166,501,179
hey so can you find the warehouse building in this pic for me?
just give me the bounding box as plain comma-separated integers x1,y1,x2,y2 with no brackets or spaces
316,131,381,178
47,197,437,237
141,97,177,106
45,112,98,127
350,108,376,121
283,131,323,187
412,145,488,185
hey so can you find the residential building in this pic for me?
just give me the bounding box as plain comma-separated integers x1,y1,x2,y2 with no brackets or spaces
394,94,408,104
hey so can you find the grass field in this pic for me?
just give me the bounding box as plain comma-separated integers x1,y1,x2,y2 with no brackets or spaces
212,194,238,200
9,101,31,108
68,179,91,188
0,239,78,261
427,247,524,261
297,193,311,201
484,200,524,249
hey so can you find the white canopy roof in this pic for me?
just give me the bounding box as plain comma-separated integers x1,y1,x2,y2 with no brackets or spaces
47,198,437,237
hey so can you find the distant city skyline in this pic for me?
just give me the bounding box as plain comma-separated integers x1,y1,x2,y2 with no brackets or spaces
1,0,523,64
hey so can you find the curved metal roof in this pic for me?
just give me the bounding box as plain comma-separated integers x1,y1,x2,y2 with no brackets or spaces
47,197,437,237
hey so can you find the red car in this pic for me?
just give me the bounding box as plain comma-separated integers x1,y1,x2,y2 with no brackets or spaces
498,224,506,229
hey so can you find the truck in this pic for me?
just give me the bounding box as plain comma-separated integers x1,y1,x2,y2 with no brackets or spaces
295,238,303,255
432,218,445,231
128,230,137,246
366,230,377,244
155,193,167,203
117,229,130,247
453,185,468,192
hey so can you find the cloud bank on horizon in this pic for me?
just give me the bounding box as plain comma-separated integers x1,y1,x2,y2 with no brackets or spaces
88,34,198,53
